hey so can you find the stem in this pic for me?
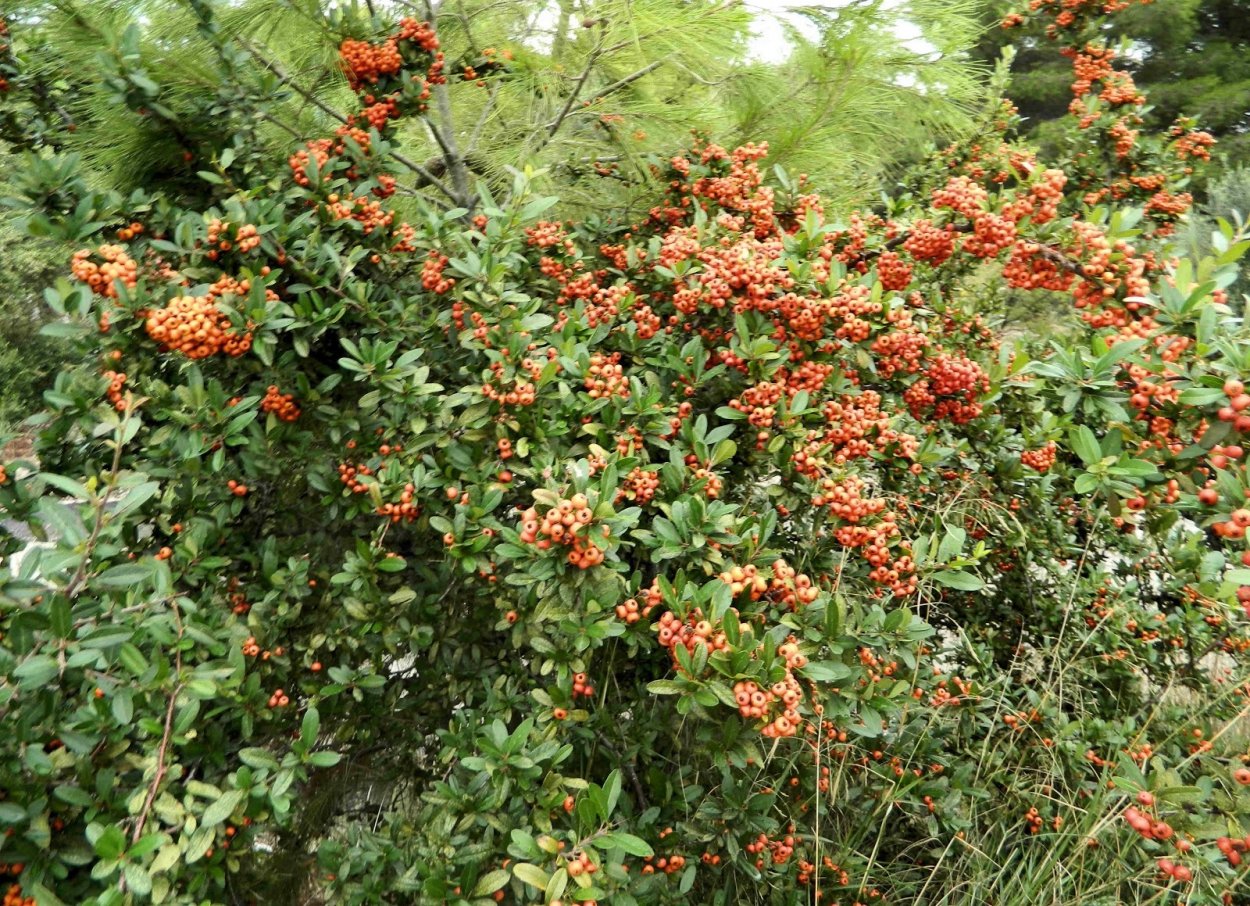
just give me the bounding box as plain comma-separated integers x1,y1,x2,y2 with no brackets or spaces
64,402,131,599
125,601,186,885
546,44,602,139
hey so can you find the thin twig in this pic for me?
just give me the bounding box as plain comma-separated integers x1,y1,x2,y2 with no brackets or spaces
127,601,186,870
130,674,185,844
64,402,132,599
466,81,500,156
596,737,649,810
547,44,603,138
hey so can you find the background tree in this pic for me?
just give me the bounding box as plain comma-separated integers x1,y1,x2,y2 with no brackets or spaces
973,0,1250,173
0,0,987,213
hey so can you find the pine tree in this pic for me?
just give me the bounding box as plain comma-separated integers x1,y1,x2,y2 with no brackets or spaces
1,0,989,213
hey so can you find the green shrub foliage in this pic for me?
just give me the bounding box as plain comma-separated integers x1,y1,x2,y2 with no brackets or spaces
2,3,1250,905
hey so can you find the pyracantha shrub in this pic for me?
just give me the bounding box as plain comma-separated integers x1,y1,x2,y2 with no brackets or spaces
2,3,1250,906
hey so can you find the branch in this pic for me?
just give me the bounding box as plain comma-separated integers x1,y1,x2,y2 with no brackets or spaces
125,600,185,888
130,675,184,844
233,35,460,206
596,737,649,810
547,45,603,138
583,60,664,109
423,1,473,207
64,402,132,599
466,81,500,156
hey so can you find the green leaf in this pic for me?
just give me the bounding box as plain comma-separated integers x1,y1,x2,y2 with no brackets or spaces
377,556,406,572
27,883,66,906
128,832,165,859
124,861,152,896
150,844,181,874
931,570,984,591
110,690,134,725
81,626,134,649
239,748,279,770
49,598,72,639
800,661,851,682
301,707,321,747
472,869,510,896
113,481,160,517
596,832,653,857
1179,387,1227,406
546,867,568,903
604,769,622,817
96,563,153,588
13,655,59,688
118,643,149,676
39,473,90,499
1068,426,1102,467
200,790,243,828
94,825,126,860
513,863,549,891
646,679,685,695
1073,473,1099,495
937,527,966,563
308,751,342,768
0,803,27,823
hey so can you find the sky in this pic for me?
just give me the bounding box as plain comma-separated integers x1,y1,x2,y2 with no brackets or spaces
526,0,937,68
746,0,936,62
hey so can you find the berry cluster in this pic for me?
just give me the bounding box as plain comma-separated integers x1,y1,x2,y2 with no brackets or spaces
206,218,261,255
571,672,594,698
2,885,33,906
482,357,541,408
564,851,597,879
260,385,300,422
904,353,989,424
102,369,127,411
584,352,629,399
875,250,913,291
337,460,374,494
614,582,661,624
517,494,607,569
1021,441,1057,473
70,245,138,299
143,294,252,359
241,636,283,660
656,609,730,668
616,466,660,505
1216,834,1250,869
421,251,455,293
811,475,887,524
377,483,419,524
339,37,403,90
902,218,956,265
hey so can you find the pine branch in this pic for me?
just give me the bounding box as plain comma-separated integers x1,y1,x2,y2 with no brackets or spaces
547,41,603,138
